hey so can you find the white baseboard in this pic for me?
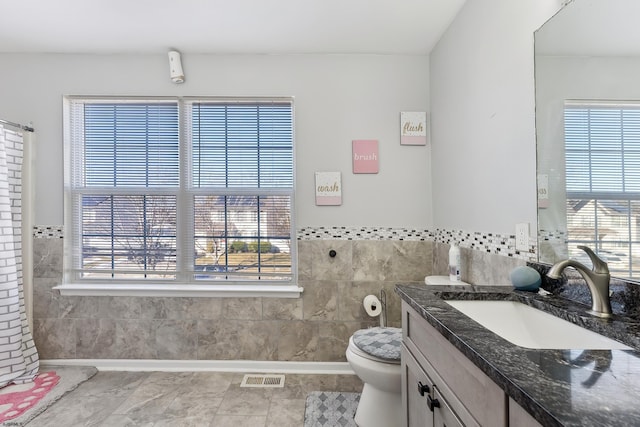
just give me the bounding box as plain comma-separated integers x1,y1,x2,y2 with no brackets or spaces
41,359,355,375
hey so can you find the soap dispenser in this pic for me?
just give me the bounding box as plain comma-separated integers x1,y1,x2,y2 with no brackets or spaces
449,244,461,282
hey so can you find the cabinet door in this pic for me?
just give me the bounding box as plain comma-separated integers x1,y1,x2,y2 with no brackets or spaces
402,345,434,427
509,397,543,427
433,386,465,427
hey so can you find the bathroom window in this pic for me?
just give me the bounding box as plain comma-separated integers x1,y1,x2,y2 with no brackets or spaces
62,97,299,296
564,101,640,278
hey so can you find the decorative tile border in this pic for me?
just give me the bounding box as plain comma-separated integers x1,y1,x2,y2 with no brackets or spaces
33,225,63,239
34,225,537,260
297,226,537,261
297,226,433,241
434,229,536,261
537,229,567,242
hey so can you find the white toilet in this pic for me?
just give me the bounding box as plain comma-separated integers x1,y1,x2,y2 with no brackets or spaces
346,326,402,427
346,276,470,427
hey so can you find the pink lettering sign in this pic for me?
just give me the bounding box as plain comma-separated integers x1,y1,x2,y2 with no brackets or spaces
352,140,379,174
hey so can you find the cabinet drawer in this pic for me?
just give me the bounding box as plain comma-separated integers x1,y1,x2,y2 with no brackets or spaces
403,302,507,427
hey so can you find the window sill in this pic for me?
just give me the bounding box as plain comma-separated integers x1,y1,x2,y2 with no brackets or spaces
53,283,303,298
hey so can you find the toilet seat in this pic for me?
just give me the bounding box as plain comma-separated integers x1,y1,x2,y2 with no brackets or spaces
351,327,402,364
348,336,400,365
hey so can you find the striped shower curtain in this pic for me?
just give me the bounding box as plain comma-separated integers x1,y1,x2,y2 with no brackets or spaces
0,125,38,387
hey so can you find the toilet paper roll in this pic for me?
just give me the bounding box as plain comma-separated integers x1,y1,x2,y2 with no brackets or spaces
363,294,382,317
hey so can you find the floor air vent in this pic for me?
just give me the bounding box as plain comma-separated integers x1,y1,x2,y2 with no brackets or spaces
240,374,285,388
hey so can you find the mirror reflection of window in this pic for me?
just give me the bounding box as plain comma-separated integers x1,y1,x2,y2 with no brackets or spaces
564,100,640,279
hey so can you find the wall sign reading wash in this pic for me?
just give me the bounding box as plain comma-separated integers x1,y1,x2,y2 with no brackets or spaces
352,140,379,174
315,172,342,206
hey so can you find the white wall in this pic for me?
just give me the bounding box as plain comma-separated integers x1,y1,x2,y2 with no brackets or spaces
0,54,431,228
1,0,574,239
429,0,563,235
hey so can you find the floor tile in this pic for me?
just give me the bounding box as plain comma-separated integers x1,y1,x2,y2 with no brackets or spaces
209,414,267,427
266,398,306,427
25,370,363,426
216,388,272,416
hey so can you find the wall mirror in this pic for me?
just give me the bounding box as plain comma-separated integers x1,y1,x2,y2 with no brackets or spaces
535,0,640,280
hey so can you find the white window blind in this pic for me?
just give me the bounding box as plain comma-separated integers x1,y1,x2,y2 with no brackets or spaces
564,101,640,278
565,102,640,198
65,97,295,288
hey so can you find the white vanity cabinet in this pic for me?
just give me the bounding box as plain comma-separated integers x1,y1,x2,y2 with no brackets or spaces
401,301,507,427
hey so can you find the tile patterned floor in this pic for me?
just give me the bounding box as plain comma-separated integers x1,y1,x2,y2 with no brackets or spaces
25,371,363,426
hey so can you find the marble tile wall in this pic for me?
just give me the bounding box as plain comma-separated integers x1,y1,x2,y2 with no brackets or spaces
32,236,432,361
432,242,526,285
32,226,529,361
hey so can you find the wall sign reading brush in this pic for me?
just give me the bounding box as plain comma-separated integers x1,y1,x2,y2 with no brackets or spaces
352,140,379,174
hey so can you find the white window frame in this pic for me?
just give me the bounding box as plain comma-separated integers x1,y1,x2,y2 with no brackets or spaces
56,96,301,298
564,100,640,279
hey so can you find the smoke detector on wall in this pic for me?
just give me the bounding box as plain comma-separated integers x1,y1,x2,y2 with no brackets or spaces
168,50,185,84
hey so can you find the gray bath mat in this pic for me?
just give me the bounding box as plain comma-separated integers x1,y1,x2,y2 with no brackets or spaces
1,365,98,426
304,391,360,427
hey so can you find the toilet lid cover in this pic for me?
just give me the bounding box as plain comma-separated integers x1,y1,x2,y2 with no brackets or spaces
352,327,402,361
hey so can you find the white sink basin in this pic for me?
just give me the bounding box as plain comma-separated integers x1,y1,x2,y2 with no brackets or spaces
444,300,632,350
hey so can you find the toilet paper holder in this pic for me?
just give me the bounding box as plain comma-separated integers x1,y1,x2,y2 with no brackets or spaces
363,289,388,328
379,289,387,327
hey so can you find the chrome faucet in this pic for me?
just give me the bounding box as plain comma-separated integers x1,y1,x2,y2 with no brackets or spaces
547,246,612,318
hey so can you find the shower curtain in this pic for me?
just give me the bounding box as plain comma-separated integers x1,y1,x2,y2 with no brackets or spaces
0,124,39,387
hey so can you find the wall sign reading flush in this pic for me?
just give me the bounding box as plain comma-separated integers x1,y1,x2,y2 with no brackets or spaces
537,174,549,209
400,112,427,145
352,140,379,174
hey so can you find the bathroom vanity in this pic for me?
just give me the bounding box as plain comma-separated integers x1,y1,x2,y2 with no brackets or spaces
402,301,509,427
397,284,640,427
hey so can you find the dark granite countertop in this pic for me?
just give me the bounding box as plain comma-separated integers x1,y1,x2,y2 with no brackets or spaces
395,284,640,427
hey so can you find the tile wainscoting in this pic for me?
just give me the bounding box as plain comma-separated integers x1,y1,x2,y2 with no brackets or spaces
32,226,528,361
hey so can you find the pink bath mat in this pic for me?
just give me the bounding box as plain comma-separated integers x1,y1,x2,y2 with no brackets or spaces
0,371,60,423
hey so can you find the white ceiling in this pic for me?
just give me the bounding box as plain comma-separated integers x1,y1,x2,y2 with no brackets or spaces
0,0,466,55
